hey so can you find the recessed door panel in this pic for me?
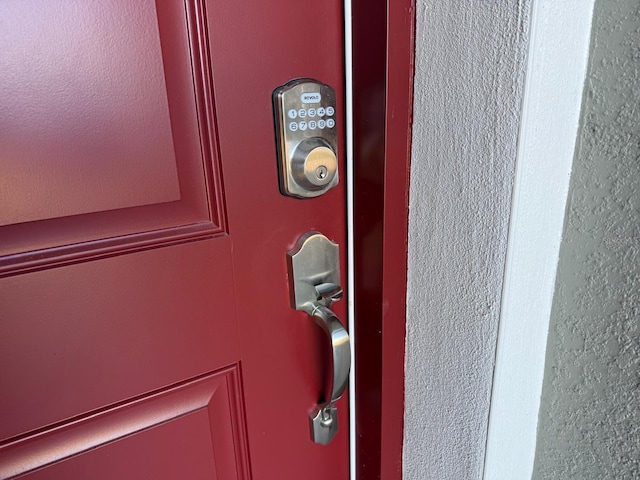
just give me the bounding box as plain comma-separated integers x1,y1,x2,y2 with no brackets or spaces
0,0,225,266
0,1,180,225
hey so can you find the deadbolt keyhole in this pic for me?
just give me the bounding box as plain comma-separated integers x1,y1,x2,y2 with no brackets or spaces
316,165,328,179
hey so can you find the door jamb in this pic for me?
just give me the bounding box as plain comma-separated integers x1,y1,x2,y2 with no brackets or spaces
349,0,415,478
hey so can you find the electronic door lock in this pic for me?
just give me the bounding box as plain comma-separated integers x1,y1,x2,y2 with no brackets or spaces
273,79,339,198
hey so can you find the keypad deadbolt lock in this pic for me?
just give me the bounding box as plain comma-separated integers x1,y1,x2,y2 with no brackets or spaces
273,79,339,198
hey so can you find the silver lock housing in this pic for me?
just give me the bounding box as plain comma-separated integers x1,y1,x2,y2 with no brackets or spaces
273,78,339,198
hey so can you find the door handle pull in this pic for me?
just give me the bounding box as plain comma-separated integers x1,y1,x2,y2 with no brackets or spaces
308,304,350,445
287,232,351,445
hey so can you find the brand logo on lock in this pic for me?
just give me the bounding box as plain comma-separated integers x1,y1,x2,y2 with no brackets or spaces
301,92,321,104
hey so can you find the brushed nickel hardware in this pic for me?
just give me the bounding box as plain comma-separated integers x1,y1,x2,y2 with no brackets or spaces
287,232,350,445
273,79,339,198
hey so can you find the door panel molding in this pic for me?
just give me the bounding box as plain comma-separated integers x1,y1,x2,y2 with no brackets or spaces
0,239,239,442
0,0,227,274
0,222,225,278
0,366,250,479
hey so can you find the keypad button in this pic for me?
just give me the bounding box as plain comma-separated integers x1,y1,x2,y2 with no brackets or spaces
308,120,317,130
326,118,335,128
288,109,297,119
308,108,316,117
298,108,307,118
318,119,326,129
326,106,335,116
289,122,298,131
317,107,326,117
299,121,308,131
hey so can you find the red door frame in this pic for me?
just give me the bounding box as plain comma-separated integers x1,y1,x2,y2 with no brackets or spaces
352,0,415,478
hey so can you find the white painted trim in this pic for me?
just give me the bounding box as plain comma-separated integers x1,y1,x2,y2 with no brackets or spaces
343,0,356,478
483,1,595,479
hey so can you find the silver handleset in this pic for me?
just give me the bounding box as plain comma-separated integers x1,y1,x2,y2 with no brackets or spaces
287,232,351,445
308,304,350,444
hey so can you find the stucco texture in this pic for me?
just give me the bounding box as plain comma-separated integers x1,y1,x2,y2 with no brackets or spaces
533,0,640,478
403,1,531,479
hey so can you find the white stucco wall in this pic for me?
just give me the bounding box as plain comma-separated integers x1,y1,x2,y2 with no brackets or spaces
403,2,532,478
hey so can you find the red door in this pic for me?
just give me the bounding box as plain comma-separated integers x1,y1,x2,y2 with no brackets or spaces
0,1,348,478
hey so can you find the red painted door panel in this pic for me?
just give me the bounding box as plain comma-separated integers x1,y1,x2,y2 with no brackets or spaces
0,0,348,478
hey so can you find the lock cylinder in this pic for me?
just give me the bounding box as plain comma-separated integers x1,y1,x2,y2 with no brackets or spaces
291,138,338,191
